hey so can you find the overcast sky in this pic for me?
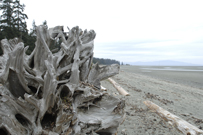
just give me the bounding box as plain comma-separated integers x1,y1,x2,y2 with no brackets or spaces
20,0,203,65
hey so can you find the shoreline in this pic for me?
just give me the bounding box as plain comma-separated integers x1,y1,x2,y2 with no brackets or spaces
101,67,203,135
120,65,203,89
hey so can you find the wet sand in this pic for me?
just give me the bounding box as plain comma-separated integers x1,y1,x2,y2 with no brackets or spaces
121,66,203,89
101,66,203,135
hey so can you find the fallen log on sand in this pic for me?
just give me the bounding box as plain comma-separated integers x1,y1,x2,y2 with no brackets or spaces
108,78,130,96
144,100,203,135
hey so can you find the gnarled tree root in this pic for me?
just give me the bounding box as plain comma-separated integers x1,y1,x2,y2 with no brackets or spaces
0,25,125,135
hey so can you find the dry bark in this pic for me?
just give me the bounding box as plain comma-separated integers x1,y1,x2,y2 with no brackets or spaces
0,25,125,135
144,100,203,135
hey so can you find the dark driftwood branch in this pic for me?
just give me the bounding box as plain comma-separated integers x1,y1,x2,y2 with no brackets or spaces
0,25,125,135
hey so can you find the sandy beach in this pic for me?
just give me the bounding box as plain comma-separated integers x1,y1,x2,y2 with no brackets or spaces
101,66,203,135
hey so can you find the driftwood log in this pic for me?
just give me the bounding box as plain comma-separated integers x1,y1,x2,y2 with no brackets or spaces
144,100,203,135
108,78,130,96
0,25,125,135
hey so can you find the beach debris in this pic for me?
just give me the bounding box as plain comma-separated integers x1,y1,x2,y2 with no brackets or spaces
144,100,203,135
132,87,142,92
0,25,125,135
108,78,130,96
121,129,127,135
101,85,107,91
144,92,173,105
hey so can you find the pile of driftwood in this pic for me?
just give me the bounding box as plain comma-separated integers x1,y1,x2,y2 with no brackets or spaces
0,25,125,135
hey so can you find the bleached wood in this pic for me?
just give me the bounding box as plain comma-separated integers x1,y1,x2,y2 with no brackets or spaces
108,78,130,96
144,100,203,135
101,86,107,91
0,25,125,135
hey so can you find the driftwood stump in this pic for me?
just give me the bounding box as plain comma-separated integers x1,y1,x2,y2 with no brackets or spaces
0,25,125,135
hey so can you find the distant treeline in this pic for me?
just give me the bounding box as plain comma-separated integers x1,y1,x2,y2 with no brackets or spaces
93,57,120,65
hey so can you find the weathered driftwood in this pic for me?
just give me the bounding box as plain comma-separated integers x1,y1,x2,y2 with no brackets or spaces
144,100,203,135
100,86,107,91
0,25,125,135
108,78,130,96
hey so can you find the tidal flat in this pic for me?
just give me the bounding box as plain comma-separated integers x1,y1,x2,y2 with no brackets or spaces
122,66,203,89
101,65,203,135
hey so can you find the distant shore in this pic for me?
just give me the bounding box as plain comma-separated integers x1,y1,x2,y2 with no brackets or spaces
101,66,203,135
121,65,203,89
